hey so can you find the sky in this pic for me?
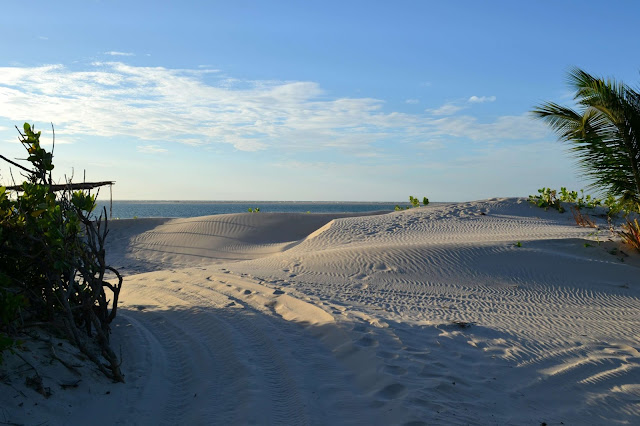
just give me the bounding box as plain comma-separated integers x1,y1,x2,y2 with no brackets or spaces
0,0,639,201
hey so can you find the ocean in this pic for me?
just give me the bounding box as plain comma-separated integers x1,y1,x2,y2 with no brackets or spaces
94,200,402,219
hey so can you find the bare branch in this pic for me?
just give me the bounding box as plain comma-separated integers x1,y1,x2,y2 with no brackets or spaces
0,154,34,175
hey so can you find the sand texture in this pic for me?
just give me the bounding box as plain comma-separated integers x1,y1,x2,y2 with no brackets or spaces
1,198,639,425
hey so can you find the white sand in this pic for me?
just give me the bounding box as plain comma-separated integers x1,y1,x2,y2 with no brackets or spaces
2,198,639,425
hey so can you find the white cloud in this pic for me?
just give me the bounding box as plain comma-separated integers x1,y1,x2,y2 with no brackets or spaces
104,51,135,57
468,95,496,103
428,114,548,141
428,102,465,116
405,99,419,104
0,62,548,154
38,36,49,40
137,145,168,153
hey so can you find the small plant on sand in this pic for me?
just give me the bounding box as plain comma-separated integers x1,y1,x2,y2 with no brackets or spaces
618,218,640,251
559,187,578,203
248,207,260,213
530,187,605,215
397,196,430,211
605,194,640,217
529,187,564,212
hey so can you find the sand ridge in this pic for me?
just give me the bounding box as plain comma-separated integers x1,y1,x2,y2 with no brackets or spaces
1,198,639,425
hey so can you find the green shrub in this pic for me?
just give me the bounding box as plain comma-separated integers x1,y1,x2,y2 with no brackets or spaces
0,124,123,381
529,187,605,213
529,187,564,212
397,195,429,211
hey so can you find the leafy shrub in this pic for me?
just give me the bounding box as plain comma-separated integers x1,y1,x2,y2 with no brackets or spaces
0,285,27,362
559,187,578,203
529,187,564,212
397,195,429,211
530,187,606,213
248,207,260,213
0,124,123,381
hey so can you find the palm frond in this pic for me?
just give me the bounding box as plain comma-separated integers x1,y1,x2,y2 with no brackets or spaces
532,68,640,200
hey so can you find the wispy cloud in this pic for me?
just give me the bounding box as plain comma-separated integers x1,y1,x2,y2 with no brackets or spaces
468,95,496,103
137,145,168,154
104,51,135,57
38,36,49,41
428,102,465,116
429,114,547,141
405,99,419,104
0,62,547,154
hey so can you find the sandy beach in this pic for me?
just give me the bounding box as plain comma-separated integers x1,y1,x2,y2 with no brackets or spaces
1,198,639,425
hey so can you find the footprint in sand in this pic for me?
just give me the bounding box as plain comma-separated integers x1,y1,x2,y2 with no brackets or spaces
356,335,379,347
352,323,368,333
374,262,388,271
273,289,285,295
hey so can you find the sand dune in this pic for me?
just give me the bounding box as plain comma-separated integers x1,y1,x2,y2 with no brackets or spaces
106,211,388,273
2,198,639,425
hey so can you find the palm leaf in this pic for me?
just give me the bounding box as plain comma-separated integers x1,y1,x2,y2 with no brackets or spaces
532,67,640,201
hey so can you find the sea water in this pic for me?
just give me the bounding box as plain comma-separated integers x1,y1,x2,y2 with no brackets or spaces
94,200,401,219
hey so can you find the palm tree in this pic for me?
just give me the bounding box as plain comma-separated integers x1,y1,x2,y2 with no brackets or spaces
532,68,640,202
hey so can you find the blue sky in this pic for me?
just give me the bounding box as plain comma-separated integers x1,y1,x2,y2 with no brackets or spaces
1,0,639,201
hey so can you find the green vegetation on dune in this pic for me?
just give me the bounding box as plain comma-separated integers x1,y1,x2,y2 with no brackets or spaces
0,124,124,381
395,195,429,211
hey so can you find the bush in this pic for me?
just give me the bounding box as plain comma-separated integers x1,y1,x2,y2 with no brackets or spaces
0,124,123,381
396,195,429,211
